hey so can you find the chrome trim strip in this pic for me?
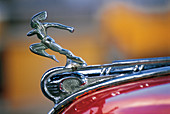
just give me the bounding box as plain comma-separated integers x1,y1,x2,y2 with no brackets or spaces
40,57,170,114
49,66,170,114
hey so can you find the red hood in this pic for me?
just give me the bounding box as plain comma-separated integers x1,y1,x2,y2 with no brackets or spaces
62,75,170,114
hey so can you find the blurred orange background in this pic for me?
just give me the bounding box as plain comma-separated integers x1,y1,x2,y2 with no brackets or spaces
0,0,169,113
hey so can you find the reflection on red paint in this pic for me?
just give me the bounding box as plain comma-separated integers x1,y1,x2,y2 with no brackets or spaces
62,75,170,114
63,76,170,114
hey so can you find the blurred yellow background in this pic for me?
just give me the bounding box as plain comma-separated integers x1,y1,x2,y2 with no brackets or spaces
0,0,169,113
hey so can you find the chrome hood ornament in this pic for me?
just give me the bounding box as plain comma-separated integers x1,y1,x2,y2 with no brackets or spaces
27,11,87,68
27,11,170,114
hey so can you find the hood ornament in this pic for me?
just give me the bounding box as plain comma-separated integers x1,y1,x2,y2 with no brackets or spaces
27,11,87,68
27,11,170,114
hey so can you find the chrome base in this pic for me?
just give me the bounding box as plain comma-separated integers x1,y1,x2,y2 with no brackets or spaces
40,57,170,114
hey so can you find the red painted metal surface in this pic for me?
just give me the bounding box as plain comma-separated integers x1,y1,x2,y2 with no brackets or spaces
62,75,170,114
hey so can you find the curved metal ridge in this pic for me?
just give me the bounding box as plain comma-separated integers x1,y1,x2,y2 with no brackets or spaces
40,57,170,114
76,56,170,70
41,57,170,102
48,66,170,114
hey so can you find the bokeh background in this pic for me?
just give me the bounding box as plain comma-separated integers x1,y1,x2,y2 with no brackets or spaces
0,0,169,113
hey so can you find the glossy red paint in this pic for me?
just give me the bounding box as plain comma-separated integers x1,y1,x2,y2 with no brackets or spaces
62,75,170,114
